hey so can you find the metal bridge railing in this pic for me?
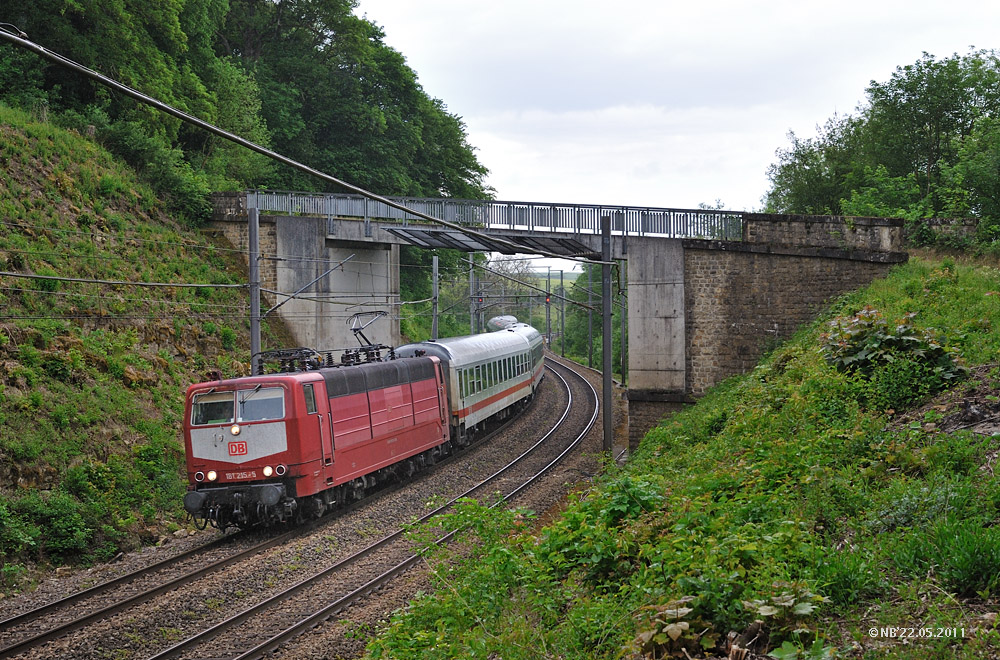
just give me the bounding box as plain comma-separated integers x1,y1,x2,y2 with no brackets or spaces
246,190,744,241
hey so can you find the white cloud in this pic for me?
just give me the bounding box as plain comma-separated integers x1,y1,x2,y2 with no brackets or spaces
356,0,1000,211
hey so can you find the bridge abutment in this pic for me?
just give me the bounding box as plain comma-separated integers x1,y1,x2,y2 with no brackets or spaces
626,214,906,447
208,193,402,351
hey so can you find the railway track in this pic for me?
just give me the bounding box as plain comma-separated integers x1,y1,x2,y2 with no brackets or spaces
0,357,598,660
149,360,597,660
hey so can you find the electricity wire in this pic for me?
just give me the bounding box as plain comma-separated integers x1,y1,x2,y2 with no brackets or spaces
0,27,613,266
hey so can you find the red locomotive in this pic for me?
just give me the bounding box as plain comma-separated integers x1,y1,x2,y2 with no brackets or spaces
182,323,543,530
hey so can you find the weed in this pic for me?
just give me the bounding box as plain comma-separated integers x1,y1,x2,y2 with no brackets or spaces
204,596,225,610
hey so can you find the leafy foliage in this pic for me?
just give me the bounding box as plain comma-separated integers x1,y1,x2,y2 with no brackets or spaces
557,262,628,381
820,304,967,410
1,0,490,223
764,49,1000,250
367,257,1000,659
0,105,293,583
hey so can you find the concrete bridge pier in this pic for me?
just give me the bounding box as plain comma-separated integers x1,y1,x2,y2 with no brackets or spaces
625,238,692,440
208,194,402,352
275,215,401,350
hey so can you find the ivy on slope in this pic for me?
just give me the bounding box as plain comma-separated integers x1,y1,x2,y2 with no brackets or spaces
0,105,288,587
368,258,1000,660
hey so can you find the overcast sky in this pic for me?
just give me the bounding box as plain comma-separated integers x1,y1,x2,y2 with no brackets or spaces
355,0,1000,214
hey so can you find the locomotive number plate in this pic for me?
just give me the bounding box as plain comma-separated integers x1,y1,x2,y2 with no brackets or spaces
225,470,258,480
228,441,248,456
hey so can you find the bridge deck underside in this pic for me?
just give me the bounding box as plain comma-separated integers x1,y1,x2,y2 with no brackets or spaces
383,227,599,258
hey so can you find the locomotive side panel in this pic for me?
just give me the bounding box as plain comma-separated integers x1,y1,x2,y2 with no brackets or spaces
410,359,444,424
323,367,373,448
327,356,449,484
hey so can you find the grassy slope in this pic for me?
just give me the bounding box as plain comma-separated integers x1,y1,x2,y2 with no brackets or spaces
0,105,290,588
367,258,1000,659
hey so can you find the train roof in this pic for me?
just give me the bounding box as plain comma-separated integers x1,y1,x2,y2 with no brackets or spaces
506,323,542,342
486,315,518,331
396,328,532,366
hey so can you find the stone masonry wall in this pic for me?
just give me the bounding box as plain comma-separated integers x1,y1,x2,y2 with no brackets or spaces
684,246,895,395
743,213,903,252
628,400,686,445
205,214,278,296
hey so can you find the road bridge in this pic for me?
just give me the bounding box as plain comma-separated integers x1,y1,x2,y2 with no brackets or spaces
210,191,906,444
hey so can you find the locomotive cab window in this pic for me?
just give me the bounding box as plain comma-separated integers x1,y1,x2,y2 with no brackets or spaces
303,384,317,414
238,386,285,422
191,391,235,426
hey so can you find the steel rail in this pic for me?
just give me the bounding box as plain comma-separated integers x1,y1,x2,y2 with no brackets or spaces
0,530,301,659
0,534,240,631
0,374,536,658
234,359,599,660
149,361,585,660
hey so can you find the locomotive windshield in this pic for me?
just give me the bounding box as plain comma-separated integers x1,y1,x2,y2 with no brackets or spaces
190,386,285,425
191,391,235,425
238,387,285,422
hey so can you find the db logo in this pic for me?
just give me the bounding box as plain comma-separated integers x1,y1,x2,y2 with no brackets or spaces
228,441,248,456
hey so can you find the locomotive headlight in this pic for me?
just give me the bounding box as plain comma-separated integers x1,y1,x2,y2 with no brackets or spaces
195,471,205,482
275,464,287,476
230,424,241,436
262,465,273,477
207,470,218,482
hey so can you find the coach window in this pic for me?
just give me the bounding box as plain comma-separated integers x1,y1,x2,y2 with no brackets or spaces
475,365,481,393
303,384,317,414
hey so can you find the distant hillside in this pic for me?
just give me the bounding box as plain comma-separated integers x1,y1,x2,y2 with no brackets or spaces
0,104,291,589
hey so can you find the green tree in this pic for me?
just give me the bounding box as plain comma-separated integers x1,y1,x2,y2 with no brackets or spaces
218,0,488,197
2,0,489,219
864,50,1000,210
764,49,1000,235
559,263,627,381
945,117,1000,239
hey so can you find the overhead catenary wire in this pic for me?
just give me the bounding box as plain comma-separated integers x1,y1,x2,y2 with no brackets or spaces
0,269,246,288
0,286,248,310
0,27,613,267
0,27,625,349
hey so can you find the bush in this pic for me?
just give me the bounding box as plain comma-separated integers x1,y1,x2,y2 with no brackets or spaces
219,326,237,351
13,492,91,561
61,109,212,223
820,306,967,410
